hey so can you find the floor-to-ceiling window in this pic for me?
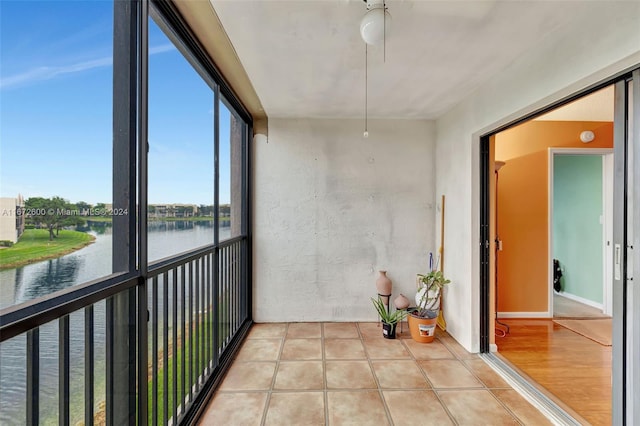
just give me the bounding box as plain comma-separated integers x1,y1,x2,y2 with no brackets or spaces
0,3,117,423
147,15,215,262
0,1,252,424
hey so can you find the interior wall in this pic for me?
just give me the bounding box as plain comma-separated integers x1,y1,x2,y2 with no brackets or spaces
252,118,435,322
434,1,639,351
553,155,604,305
494,121,613,315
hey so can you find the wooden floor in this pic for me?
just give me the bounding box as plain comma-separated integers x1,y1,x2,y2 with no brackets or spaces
553,294,610,318
496,319,612,425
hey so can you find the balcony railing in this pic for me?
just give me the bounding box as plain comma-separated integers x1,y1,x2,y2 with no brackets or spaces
0,236,251,425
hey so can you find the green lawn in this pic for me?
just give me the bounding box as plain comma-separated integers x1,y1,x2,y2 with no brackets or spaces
0,229,95,270
150,310,230,424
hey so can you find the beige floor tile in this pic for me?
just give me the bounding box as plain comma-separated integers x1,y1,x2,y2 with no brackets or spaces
492,389,553,425
394,323,412,339
281,338,322,360
383,390,454,425
264,392,325,426
363,337,411,359
327,391,390,426
323,322,359,338
463,358,510,388
371,360,429,389
418,360,483,389
357,322,383,340
438,335,477,360
197,392,267,426
403,338,456,360
324,339,366,359
273,361,324,390
235,339,282,361
438,390,519,425
286,322,322,338
248,323,287,339
219,362,276,390
326,360,377,389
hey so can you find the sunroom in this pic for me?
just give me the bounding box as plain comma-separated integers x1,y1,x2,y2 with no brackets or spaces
0,0,639,425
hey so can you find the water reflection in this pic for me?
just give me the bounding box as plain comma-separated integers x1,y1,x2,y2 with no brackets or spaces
17,256,81,302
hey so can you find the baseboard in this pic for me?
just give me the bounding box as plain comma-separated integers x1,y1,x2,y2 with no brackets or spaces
490,343,498,353
497,311,551,318
555,291,603,310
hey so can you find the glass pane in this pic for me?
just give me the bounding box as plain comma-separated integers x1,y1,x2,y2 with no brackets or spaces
0,2,117,302
148,17,214,263
0,333,26,425
219,97,245,240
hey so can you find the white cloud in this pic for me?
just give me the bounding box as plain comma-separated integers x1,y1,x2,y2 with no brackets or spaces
149,43,175,55
1,43,175,90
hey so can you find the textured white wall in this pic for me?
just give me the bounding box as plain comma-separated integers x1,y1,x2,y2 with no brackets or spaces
253,119,435,322
435,2,640,352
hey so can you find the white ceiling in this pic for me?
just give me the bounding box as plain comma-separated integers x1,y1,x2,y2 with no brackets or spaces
210,0,619,119
535,85,614,122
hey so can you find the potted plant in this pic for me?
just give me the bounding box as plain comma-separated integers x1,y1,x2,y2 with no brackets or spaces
408,269,451,343
371,297,408,339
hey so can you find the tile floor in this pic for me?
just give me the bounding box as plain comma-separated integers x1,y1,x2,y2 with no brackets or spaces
198,322,551,425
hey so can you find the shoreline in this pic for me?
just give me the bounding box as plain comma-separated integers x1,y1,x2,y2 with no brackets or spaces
0,230,96,270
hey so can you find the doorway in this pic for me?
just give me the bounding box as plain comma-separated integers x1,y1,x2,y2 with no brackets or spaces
479,69,640,425
491,96,615,422
550,150,614,318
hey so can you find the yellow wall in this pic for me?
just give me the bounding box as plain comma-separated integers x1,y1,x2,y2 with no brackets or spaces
494,121,613,314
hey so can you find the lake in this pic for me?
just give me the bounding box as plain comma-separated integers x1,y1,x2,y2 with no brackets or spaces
0,221,231,425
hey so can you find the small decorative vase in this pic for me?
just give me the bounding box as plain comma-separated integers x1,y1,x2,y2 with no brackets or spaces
381,322,397,339
394,294,410,310
376,270,392,306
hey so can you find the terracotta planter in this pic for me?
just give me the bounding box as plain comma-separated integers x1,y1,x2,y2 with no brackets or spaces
376,270,392,306
381,322,397,339
393,294,410,310
407,311,437,343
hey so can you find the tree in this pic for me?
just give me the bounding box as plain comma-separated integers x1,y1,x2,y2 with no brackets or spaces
76,201,91,215
199,204,213,217
25,196,82,240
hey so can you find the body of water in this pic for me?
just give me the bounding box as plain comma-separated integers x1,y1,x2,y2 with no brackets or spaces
0,220,230,425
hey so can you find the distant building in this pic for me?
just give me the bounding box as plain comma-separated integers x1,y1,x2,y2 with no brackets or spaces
0,195,25,243
148,203,199,218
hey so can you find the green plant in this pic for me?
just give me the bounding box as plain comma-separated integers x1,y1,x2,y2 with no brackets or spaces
371,297,408,324
414,270,451,318
0,240,14,247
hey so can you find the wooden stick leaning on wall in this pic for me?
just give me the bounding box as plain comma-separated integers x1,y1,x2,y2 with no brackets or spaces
437,194,447,331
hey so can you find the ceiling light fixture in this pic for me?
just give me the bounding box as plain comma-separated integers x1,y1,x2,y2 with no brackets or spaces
361,1,390,138
364,44,369,138
580,130,595,143
360,1,391,46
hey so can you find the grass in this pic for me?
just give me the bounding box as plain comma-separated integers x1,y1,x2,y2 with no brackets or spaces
149,306,230,424
0,228,95,270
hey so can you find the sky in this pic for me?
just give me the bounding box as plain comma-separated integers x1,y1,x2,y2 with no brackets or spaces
0,0,232,206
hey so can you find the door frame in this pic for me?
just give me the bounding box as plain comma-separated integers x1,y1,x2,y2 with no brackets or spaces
479,67,640,424
548,148,614,317
613,71,640,425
